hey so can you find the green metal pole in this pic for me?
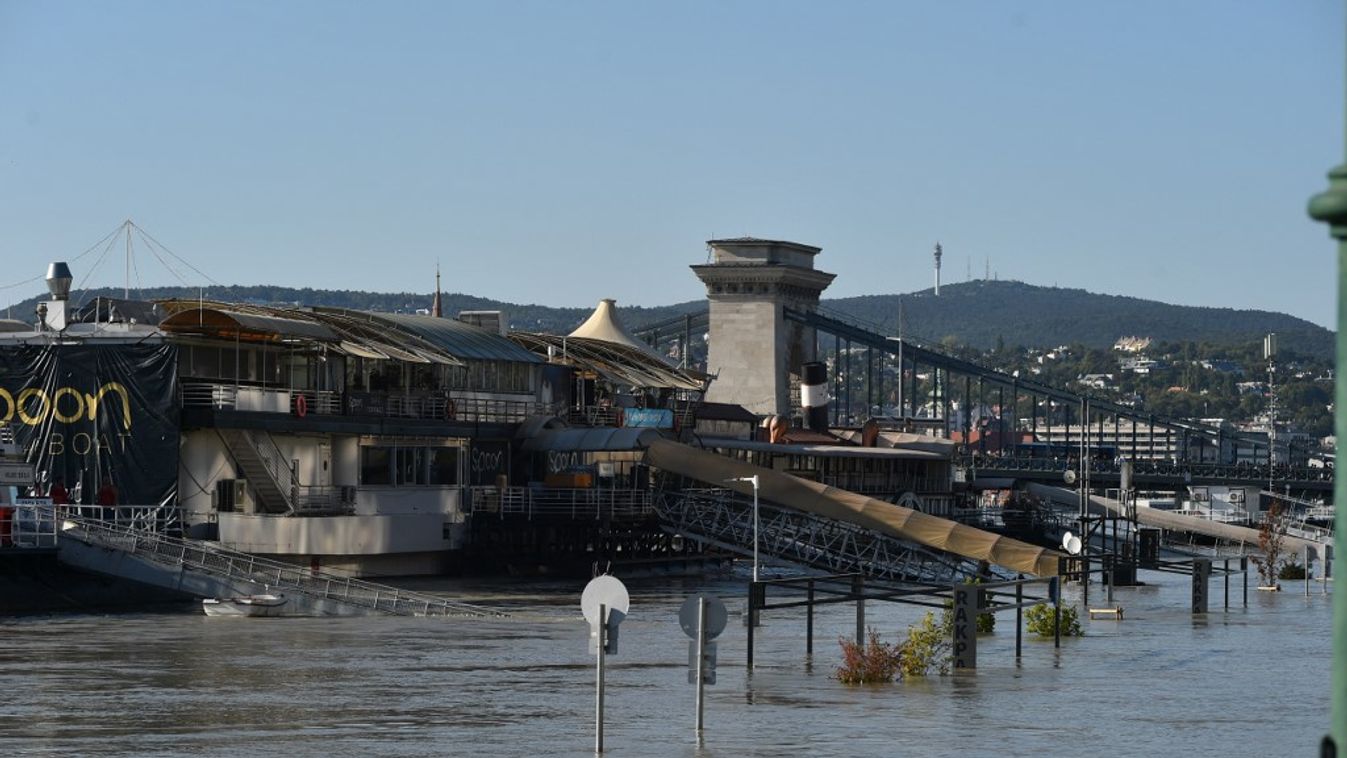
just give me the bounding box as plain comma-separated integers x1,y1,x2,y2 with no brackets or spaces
1308,77,1347,750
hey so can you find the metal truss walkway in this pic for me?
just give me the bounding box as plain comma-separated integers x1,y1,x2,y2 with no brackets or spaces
56,515,505,618
653,489,1000,583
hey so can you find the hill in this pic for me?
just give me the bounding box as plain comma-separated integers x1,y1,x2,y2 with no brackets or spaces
828,280,1334,358
5,279,1332,359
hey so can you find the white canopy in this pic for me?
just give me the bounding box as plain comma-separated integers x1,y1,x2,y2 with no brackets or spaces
568,298,671,365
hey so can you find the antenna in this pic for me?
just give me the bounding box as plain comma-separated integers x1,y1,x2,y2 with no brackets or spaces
933,243,942,296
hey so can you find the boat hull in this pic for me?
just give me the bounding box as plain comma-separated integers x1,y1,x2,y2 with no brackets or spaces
202,594,287,617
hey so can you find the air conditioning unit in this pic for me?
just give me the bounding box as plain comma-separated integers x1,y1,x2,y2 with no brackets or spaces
215,479,253,514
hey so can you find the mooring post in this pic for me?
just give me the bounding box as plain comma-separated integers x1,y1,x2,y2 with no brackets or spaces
1105,553,1114,604
952,581,978,670
1015,574,1023,660
746,582,756,669
852,574,865,647
1307,546,1313,597
1054,559,1064,650
1082,552,1090,608
1224,558,1230,610
1241,556,1248,607
1192,559,1211,614
1326,546,1333,596
806,579,815,657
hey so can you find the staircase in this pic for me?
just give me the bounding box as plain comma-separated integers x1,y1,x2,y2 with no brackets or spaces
57,515,505,618
217,429,296,514
654,489,998,584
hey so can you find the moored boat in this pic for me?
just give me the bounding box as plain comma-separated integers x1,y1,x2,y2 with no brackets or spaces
202,593,287,617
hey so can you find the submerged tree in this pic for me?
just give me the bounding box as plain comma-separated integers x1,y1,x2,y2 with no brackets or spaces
1253,500,1288,589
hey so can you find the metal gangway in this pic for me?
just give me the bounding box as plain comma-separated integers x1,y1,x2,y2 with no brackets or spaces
653,488,1003,584
56,514,506,618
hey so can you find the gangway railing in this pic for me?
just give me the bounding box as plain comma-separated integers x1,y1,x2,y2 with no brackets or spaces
58,514,505,618
653,488,1000,584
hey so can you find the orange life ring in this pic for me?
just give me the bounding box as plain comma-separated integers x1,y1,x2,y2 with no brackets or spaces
293,394,308,418
445,398,457,421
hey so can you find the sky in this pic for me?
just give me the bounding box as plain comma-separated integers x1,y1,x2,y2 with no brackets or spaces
1,1,1344,327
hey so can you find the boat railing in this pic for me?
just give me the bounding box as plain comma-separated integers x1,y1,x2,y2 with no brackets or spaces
57,512,504,618
1,503,178,551
2,504,59,549
182,380,555,425
467,486,653,520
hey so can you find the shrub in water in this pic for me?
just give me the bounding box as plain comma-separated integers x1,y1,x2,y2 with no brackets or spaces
898,610,953,678
1279,561,1307,580
1024,603,1082,638
835,627,903,684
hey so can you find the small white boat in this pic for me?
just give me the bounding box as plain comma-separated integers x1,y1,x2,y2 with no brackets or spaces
202,593,287,617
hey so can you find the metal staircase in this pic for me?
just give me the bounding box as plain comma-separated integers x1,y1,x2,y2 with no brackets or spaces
654,489,999,583
58,515,505,618
217,429,296,514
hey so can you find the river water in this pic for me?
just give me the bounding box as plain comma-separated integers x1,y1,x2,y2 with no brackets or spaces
0,568,1330,757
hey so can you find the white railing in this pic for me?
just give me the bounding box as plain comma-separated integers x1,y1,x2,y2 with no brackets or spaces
0,503,180,550
468,486,653,520
59,513,503,618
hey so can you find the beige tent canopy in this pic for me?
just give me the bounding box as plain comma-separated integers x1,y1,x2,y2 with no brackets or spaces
569,299,672,365
646,438,1062,577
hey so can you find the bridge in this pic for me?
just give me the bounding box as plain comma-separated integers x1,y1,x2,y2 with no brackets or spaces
636,305,1330,498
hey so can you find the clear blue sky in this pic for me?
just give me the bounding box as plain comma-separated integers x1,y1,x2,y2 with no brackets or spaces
1,1,1343,327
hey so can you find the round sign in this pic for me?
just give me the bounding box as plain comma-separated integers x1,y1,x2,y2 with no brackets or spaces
581,575,630,626
678,594,728,640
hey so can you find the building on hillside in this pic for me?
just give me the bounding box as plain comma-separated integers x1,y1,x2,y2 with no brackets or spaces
1113,336,1152,352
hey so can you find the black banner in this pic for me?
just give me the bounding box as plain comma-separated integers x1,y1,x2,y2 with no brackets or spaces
0,343,179,507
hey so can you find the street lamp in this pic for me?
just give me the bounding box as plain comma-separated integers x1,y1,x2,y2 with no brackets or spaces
726,475,761,581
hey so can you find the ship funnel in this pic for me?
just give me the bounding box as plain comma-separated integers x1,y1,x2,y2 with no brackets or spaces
46,262,73,301
801,361,829,432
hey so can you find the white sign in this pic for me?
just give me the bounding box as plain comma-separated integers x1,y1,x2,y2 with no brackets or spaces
0,461,35,486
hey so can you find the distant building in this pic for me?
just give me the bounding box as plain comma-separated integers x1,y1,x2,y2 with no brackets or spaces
1198,359,1244,375
1120,356,1164,375
1236,381,1268,397
1078,373,1115,390
1113,336,1152,353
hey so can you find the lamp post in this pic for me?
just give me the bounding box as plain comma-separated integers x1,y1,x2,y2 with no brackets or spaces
1307,85,1347,754
726,475,761,581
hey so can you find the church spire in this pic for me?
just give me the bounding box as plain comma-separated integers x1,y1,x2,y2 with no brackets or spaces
431,263,442,318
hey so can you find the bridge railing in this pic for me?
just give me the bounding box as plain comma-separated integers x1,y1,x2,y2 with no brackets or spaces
967,453,1332,484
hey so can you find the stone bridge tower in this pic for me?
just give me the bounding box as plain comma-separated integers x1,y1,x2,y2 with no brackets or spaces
692,238,835,417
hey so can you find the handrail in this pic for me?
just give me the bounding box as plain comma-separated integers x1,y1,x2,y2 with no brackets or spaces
467,486,653,520
58,513,505,618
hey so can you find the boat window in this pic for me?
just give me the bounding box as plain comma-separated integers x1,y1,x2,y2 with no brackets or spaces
361,447,391,485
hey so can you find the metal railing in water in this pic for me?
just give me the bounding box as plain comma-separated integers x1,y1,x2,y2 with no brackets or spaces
58,513,505,618
468,486,653,521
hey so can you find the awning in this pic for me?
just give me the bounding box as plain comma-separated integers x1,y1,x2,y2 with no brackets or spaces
647,438,1061,576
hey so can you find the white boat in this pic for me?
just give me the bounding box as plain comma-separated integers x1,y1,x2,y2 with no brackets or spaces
202,593,287,617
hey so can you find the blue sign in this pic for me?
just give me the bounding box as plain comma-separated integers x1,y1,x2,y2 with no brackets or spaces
625,408,674,429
